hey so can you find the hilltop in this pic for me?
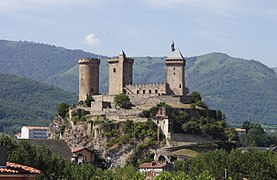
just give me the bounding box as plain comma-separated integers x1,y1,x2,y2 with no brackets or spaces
0,74,77,133
0,40,277,125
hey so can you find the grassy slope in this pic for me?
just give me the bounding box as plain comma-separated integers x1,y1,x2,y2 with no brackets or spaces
0,74,77,133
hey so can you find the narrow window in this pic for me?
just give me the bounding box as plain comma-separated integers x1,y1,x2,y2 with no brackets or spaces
149,90,152,94
113,68,116,73
155,89,158,94
143,90,145,94
173,72,175,75
137,90,139,94
179,84,181,88
173,67,175,70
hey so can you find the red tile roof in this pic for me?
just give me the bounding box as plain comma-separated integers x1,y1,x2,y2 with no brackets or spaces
0,162,41,174
139,162,167,169
71,147,93,153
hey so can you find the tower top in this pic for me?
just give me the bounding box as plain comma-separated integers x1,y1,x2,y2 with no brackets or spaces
78,58,100,65
171,41,175,52
119,50,126,57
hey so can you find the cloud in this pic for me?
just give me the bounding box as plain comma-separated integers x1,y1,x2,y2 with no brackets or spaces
84,34,100,46
144,0,239,15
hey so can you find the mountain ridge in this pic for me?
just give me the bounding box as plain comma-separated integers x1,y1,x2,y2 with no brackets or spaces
0,40,277,125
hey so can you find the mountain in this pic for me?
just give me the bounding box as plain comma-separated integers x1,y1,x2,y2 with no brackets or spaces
0,39,277,125
0,40,106,91
50,54,277,125
0,74,77,133
273,67,277,74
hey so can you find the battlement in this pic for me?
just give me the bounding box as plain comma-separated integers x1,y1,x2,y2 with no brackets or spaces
126,83,166,88
165,59,185,65
78,58,100,65
124,83,168,95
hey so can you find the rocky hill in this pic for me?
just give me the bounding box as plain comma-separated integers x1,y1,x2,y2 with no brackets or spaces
273,67,277,74
0,74,77,133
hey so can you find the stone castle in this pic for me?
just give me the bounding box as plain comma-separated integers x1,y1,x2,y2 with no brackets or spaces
78,42,190,111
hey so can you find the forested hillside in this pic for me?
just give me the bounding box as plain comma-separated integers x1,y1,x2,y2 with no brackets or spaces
0,40,105,84
0,74,77,133
273,67,277,74
1,40,277,125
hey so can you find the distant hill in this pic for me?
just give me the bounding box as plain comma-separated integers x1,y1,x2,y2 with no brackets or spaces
273,67,277,74
0,40,106,91
0,74,77,133
1,39,277,125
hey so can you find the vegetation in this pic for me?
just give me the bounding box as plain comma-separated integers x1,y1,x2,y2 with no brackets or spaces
0,134,144,180
57,102,70,118
94,118,162,166
189,91,208,108
3,134,277,179
84,94,94,107
0,74,77,134
240,121,277,147
114,93,131,109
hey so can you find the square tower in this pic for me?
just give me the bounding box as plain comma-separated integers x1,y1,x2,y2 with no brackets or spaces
165,43,186,96
108,51,134,95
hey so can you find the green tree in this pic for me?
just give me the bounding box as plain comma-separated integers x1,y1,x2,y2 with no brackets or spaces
57,102,70,118
84,94,94,107
114,93,131,109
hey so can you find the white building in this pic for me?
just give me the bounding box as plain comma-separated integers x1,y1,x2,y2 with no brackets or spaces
20,126,48,139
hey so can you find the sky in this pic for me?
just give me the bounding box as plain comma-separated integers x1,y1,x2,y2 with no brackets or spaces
0,0,276,67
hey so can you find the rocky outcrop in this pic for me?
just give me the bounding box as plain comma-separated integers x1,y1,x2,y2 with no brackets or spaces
48,116,135,168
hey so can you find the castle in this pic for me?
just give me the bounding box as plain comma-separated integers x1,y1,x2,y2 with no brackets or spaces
78,42,190,111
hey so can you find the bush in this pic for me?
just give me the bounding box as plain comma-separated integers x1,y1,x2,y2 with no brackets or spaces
114,93,131,109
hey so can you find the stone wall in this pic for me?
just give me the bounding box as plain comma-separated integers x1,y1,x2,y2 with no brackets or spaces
125,83,168,95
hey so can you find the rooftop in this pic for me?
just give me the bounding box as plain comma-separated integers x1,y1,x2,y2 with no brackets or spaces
0,162,41,174
23,126,48,130
139,162,167,169
166,48,184,60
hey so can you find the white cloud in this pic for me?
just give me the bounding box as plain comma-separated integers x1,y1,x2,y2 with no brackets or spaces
84,34,100,46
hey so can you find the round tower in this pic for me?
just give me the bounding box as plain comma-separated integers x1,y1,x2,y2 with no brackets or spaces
78,58,100,102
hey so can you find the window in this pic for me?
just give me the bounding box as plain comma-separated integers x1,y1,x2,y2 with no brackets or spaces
173,72,175,75
137,90,139,94
155,90,158,94
143,90,145,94
179,84,181,88
113,68,116,73
149,90,152,94
173,67,175,70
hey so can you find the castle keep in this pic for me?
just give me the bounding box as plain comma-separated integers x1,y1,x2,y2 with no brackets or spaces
78,43,189,107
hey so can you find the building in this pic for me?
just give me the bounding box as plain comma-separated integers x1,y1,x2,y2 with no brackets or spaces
78,58,100,101
235,128,246,136
19,126,48,139
78,42,190,109
138,161,172,177
71,147,95,165
0,146,41,179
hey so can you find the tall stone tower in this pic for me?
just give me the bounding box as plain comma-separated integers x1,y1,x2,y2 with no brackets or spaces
108,51,134,95
78,58,100,101
166,42,186,96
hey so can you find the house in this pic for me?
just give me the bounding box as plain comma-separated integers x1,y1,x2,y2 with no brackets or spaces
71,147,95,164
19,126,48,139
138,161,172,177
0,146,41,179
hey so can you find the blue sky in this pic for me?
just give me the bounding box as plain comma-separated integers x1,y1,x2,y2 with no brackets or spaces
0,0,276,67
